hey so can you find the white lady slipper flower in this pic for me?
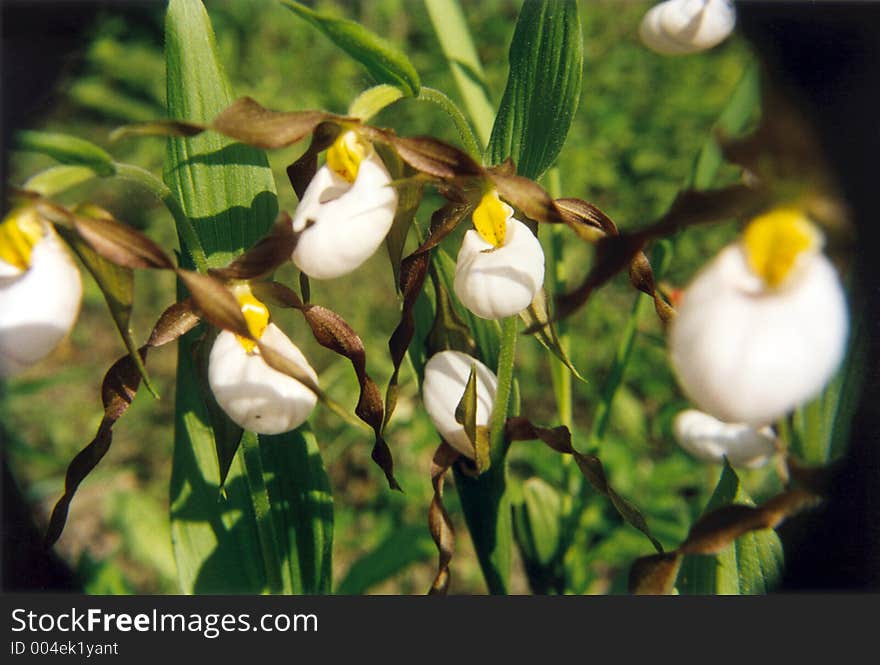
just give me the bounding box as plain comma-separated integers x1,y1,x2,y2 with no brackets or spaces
208,284,318,435
673,409,778,469
639,0,736,55
0,207,83,377
669,207,848,427
453,190,545,320
421,350,498,458
291,130,398,280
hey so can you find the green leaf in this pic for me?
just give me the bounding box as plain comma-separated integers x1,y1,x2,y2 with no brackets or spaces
486,0,583,179
23,165,97,197
336,525,434,594
424,0,495,147
165,0,332,594
15,130,115,177
163,0,278,269
55,222,156,397
280,0,420,96
513,477,563,567
688,63,760,190
260,426,334,594
676,462,784,594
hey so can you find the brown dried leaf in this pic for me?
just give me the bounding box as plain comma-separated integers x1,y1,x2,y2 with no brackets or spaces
490,172,564,225
110,120,205,142
45,300,200,546
367,128,483,179
506,416,662,552
428,442,460,595
254,281,399,490
383,203,471,433
628,488,821,594
209,212,299,281
287,122,342,200
176,269,251,340
210,97,346,150
72,212,175,270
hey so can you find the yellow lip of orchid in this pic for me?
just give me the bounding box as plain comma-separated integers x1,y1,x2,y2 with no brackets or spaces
325,130,372,183
0,207,45,273
230,283,270,354
472,190,512,248
742,207,822,289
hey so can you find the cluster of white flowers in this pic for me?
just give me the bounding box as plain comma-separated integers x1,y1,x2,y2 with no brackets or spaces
639,0,736,55
669,208,848,467
0,206,82,377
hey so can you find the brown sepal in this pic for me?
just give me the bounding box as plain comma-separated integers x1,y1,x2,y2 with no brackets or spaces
428,442,460,594
45,300,200,547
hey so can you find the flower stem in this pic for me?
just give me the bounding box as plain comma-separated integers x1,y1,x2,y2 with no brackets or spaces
453,315,517,594
417,87,483,159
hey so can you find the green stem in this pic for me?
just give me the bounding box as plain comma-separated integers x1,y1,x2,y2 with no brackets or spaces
417,87,482,159
454,315,517,594
489,315,518,464
239,431,284,594
112,161,208,273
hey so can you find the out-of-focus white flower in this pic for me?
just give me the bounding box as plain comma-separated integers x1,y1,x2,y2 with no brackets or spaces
208,284,318,435
453,190,545,320
0,207,82,377
669,207,848,427
639,0,736,55
291,130,398,280
673,409,778,469
421,349,498,458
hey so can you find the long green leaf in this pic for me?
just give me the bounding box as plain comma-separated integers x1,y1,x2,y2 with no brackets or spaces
281,0,420,96
260,426,334,594
165,0,332,595
486,0,583,179
676,462,784,594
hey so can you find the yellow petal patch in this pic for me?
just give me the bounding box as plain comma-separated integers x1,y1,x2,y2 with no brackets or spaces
743,207,821,288
325,130,371,183
472,190,511,248
0,207,45,272
231,283,270,354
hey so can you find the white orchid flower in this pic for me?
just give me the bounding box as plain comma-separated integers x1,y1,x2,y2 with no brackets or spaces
673,409,779,469
669,207,848,427
421,350,498,458
208,284,318,435
453,190,545,320
0,206,83,377
639,0,736,55
291,130,398,280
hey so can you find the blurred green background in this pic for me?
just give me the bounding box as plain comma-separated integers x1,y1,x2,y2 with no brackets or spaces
3,0,772,594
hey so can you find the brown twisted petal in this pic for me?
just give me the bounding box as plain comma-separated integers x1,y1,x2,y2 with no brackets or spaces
45,299,200,547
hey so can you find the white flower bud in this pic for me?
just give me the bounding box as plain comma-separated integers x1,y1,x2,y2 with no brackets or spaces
639,0,736,55
668,209,848,426
673,409,778,468
208,323,319,435
421,350,498,458
453,192,545,320
0,209,82,377
291,131,398,280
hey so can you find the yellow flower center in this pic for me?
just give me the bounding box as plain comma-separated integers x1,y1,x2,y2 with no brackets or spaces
472,190,511,248
0,207,45,272
231,283,270,354
325,130,371,183
743,207,821,289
